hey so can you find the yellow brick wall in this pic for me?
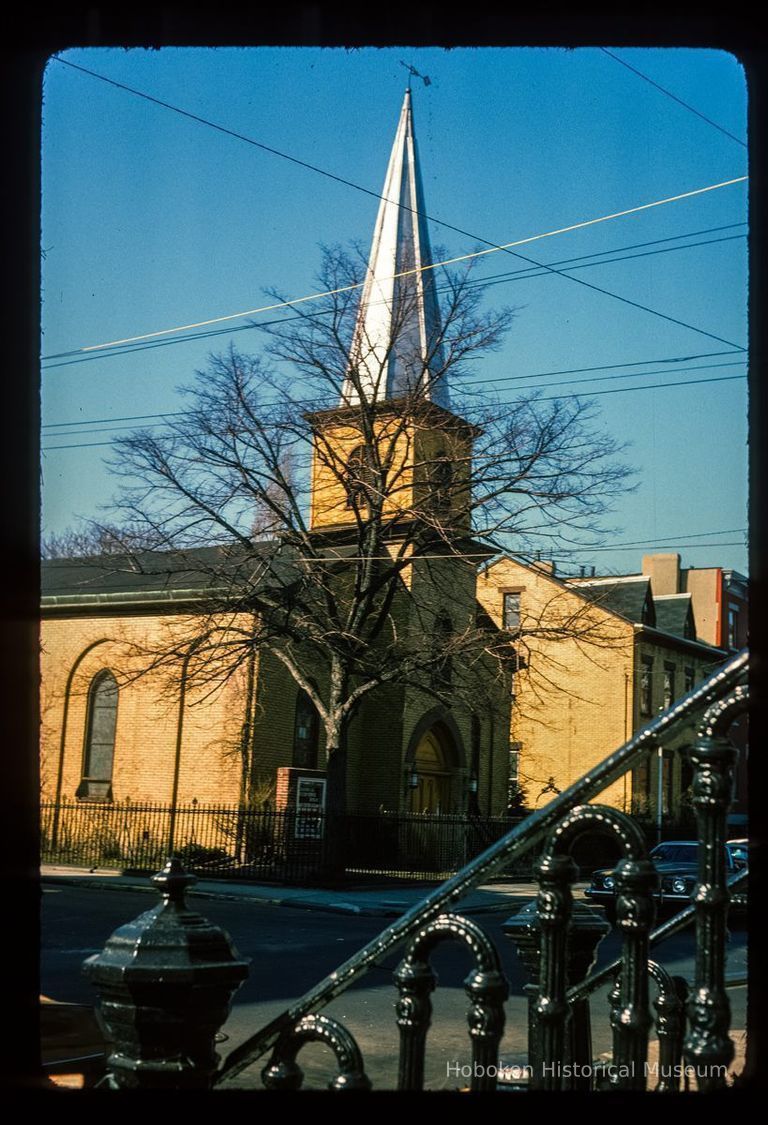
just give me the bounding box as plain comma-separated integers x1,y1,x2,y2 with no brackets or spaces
41,612,246,807
309,410,473,531
632,637,721,818
41,549,511,821
309,414,416,528
477,559,634,812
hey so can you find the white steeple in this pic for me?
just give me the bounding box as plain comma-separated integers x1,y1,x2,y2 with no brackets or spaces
342,89,449,409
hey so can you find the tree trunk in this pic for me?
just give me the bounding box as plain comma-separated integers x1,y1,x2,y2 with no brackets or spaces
320,663,348,882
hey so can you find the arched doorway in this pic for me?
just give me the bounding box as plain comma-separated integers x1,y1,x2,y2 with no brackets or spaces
408,723,457,813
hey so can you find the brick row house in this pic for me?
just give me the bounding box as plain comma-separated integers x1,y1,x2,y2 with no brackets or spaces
476,551,747,831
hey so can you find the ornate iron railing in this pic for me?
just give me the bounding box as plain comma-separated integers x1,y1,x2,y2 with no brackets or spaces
83,649,749,1092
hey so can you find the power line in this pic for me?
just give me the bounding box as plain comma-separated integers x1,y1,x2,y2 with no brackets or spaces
49,59,748,356
45,409,189,430
466,357,746,394
42,352,746,429
74,177,750,355
41,358,747,440
45,221,744,362
41,226,748,372
476,231,745,294
42,346,746,425
41,371,746,451
593,527,746,547
534,371,744,402
599,48,747,149
534,542,746,555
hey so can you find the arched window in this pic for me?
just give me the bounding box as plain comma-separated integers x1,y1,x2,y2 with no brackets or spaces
293,690,319,769
77,670,118,801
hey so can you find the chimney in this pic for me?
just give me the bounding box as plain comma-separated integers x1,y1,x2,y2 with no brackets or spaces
642,553,681,596
532,559,556,576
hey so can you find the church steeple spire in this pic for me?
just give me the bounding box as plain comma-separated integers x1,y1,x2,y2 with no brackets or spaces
342,89,449,409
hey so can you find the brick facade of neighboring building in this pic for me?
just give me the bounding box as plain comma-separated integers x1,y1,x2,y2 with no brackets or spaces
477,555,734,825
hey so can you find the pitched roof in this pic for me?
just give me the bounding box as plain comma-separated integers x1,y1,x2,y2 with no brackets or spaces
653,593,695,639
567,577,656,626
41,541,299,606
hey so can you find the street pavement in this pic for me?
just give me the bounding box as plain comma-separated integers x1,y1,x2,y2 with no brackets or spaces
39,866,747,1090
40,862,568,916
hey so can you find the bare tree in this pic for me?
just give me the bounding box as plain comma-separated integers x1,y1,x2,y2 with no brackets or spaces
41,520,160,560
92,247,630,824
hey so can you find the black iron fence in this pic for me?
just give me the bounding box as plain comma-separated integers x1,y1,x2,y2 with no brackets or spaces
41,800,532,883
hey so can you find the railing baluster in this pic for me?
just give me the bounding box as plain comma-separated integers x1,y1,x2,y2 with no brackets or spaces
648,963,688,1092
395,914,508,1092
610,855,657,1089
536,806,655,1091
394,956,435,1090
534,853,576,1090
684,685,747,1090
261,1014,371,1091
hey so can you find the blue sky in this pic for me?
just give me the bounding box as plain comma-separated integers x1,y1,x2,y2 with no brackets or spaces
41,46,748,574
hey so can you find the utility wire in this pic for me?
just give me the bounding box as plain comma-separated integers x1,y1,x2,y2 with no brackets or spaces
41,226,748,371
41,371,746,451
599,47,747,148
50,57,747,357
42,357,745,433
41,347,746,430
592,527,746,547
535,372,744,402
42,350,745,428
75,177,750,354
42,359,747,439
44,221,744,362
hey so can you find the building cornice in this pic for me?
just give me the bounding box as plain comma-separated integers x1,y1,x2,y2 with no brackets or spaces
633,622,728,661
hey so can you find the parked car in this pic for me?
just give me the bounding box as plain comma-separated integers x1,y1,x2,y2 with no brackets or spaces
727,838,749,867
585,840,748,923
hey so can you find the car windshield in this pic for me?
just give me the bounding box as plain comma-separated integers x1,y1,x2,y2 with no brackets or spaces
650,843,698,864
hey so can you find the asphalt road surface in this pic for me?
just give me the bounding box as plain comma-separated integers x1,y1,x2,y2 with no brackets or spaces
41,885,747,1091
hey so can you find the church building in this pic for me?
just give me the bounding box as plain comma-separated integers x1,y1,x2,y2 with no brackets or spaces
40,90,515,830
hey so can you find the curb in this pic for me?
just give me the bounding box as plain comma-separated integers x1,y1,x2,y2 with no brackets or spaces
41,872,535,918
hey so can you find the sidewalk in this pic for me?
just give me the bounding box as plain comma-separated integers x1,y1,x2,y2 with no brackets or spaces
41,863,588,917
